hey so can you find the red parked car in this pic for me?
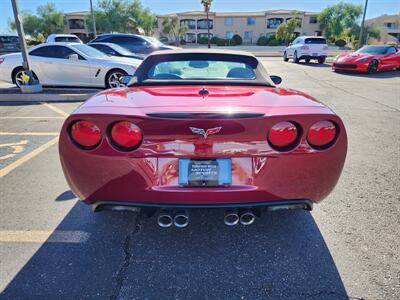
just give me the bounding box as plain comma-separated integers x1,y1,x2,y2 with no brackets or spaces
59,49,347,228
332,45,400,73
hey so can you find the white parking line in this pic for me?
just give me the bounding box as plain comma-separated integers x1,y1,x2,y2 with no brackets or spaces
0,116,64,119
0,132,59,136
41,102,70,117
0,230,89,243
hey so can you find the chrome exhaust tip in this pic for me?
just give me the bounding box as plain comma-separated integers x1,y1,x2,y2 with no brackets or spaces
239,209,256,226
224,210,239,226
157,210,173,228
173,210,189,228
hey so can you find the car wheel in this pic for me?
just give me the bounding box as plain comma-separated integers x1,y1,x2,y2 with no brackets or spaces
293,51,299,63
367,60,378,74
305,58,311,64
105,69,127,89
12,68,38,88
283,52,289,62
318,57,326,64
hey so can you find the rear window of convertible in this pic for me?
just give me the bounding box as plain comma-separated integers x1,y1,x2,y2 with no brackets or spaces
148,60,256,80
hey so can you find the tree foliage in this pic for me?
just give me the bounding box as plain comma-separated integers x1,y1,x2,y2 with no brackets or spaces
85,0,156,35
8,3,64,39
318,2,363,41
161,17,188,46
276,17,300,45
201,0,213,12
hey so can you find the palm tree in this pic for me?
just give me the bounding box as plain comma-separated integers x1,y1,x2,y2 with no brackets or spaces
201,0,213,48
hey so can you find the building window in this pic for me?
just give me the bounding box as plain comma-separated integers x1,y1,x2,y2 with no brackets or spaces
314,31,322,36
244,31,253,43
68,19,85,30
267,18,283,29
183,33,196,43
180,19,196,30
197,33,213,40
384,22,398,29
197,19,213,30
226,31,234,39
224,18,233,26
247,17,256,25
309,16,318,24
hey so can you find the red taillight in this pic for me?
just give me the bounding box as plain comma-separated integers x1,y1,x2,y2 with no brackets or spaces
268,121,298,149
307,121,337,149
300,45,309,50
110,121,142,151
70,120,101,149
0,57,4,64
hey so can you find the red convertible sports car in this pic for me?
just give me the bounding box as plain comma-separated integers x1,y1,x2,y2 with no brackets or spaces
59,49,347,228
332,45,400,73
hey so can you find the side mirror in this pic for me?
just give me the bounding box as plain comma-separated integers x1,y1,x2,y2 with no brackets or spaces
68,53,79,61
119,75,134,86
270,75,282,85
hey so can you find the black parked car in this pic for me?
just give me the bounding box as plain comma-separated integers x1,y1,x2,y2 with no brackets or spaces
0,34,20,55
88,42,145,60
89,34,176,55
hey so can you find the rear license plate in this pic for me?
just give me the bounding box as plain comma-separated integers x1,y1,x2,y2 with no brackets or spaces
178,158,231,186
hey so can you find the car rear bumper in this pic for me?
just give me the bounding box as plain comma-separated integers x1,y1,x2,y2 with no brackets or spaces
92,199,313,211
299,54,327,59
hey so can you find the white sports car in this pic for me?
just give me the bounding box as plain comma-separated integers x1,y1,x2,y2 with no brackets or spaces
0,42,142,88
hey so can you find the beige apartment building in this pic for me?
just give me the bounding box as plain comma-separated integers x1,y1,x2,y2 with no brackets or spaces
365,13,400,43
64,11,91,40
154,10,322,44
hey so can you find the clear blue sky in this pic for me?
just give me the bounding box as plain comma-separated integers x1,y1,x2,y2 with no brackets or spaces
1,0,399,32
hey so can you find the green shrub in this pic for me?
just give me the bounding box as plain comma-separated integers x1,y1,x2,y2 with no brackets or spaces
267,39,280,46
197,37,209,44
180,39,186,45
257,36,268,46
216,38,227,46
232,34,242,45
210,36,218,44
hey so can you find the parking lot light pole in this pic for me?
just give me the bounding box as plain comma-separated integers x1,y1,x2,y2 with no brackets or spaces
90,0,97,38
358,0,368,49
11,0,42,92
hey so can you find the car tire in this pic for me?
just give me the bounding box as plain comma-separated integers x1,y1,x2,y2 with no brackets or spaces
12,67,38,88
318,57,326,64
283,52,289,62
293,51,299,63
367,60,378,74
105,69,127,89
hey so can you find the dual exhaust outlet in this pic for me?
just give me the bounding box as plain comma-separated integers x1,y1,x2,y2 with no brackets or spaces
157,209,256,228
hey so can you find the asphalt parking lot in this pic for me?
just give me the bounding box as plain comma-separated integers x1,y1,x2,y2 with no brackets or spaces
0,57,399,299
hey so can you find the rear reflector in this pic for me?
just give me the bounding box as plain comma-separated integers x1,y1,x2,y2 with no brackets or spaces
70,121,101,149
268,121,298,149
110,121,142,151
307,120,337,149
0,58,4,64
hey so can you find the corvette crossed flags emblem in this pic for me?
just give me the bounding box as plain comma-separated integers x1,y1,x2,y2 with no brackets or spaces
189,127,222,139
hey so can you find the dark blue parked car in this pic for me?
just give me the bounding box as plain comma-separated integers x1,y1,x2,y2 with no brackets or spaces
89,34,176,55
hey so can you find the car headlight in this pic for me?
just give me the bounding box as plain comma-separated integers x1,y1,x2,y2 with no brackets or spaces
357,57,371,62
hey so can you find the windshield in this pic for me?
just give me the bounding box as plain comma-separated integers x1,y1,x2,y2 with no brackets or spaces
143,36,164,47
109,43,134,55
148,60,256,80
55,36,80,43
304,38,327,44
356,46,388,55
72,44,107,58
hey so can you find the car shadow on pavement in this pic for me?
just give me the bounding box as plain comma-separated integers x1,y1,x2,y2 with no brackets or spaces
0,202,349,299
293,62,331,68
